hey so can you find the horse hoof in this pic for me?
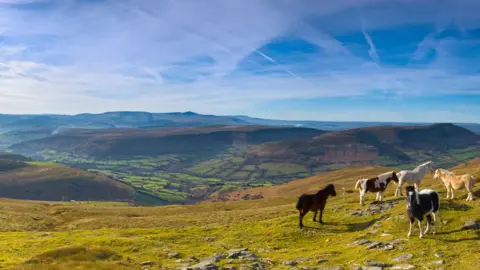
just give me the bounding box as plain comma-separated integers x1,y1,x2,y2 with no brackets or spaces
419,234,424,239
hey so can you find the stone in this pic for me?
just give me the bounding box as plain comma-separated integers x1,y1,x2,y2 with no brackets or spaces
205,253,227,263
434,252,444,258
381,233,392,237
282,260,298,266
365,260,391,267
204,237,216,242
463,220,480,230
296,258,311,263
390,264,415,270
392,254,413,262
246,262,267,270
227,248,250,259
168,252,181,259
383,244,395,251
261,258,274,266
183,261,219,270
429,260,445,265
391,239,408,245
349,239,371,246
316,266,342,270
365,242,382,249
140,261,155,266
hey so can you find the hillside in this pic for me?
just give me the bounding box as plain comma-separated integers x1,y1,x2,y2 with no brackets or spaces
0,161,478,269
0,154,139,203
10,125,325,158
248,123,480,169
209,166,394,202
1,111,479,134
0,127,55,150
7,124,480,205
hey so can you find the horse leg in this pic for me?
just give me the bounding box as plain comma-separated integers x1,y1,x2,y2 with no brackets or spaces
379,190,384,202
446,186,451,199
451,189,455,200
396,182,403,198
465,185,472,201
319,209,324,224
299,213,305,229
407,217,414,238
432,211,439,234
418,219,424,238
313,210,317,222
425,214,432,234
360,190,366,206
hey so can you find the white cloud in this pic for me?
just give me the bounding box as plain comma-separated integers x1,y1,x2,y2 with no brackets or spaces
0,0,479,122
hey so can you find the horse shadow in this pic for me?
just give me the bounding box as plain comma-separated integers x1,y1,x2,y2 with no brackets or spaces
440,200,473,211
437,230,480,243
301,214,390,233
346,214,391,232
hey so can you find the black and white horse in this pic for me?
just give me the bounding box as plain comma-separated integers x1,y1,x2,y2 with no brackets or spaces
405,186,440,238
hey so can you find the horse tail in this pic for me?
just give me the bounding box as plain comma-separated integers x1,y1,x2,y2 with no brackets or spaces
296,195,304,212
355,179,363,191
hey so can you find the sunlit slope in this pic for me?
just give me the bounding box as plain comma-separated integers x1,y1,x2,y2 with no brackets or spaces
0,159,135,202
0,160,478,269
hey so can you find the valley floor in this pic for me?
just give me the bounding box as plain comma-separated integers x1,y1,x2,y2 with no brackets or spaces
0,172,479,270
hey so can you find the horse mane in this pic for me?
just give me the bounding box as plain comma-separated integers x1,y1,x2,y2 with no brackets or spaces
417,161,432,168
317,184,334,194
438,168,453,175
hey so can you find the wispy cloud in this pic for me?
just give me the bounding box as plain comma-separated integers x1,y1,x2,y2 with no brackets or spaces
0,0,479,122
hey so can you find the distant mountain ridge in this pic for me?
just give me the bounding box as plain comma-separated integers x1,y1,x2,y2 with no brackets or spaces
10,126,326,158
247,123,480,167
1,111,479,134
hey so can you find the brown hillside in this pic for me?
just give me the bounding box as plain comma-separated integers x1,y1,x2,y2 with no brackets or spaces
0,162,135,202
248,123,480,165
212,156,480,202
11,125,325,157
209,166,394,202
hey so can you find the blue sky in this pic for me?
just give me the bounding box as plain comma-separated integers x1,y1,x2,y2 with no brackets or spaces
0,0,479,123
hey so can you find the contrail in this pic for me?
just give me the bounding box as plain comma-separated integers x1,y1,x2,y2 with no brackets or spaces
255,50,301,79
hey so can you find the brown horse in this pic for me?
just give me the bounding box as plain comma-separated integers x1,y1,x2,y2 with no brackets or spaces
296,184,337,228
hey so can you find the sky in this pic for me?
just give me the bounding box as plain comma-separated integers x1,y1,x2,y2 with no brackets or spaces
0,0,479,123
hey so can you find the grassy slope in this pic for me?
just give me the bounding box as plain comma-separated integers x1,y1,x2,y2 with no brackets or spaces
0,160,138,203
0,162,478,269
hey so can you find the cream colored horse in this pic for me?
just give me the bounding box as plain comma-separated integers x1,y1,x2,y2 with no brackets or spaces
433,168,476,201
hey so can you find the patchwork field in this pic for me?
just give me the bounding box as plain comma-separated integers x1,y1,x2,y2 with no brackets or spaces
0,163,478,270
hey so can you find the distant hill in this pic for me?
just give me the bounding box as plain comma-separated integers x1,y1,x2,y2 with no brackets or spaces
0,154,138,202
0,127,56,150
1,111,479,134
248,123,480,167
10,125,326,158
7,124,480,204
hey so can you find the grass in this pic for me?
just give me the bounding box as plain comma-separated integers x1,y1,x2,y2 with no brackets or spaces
24,146,480,204
0,163,479,269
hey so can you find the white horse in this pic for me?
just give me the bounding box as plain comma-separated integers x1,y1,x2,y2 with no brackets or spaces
395,161,434,198
434,168,476,201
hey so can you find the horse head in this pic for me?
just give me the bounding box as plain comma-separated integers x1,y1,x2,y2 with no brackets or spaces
405,185,417,205
327,184,337,197
425,161,435,173
433,168,442,180
391,171,400,183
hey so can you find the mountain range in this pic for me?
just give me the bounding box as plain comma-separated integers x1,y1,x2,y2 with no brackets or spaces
1,111,479,134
